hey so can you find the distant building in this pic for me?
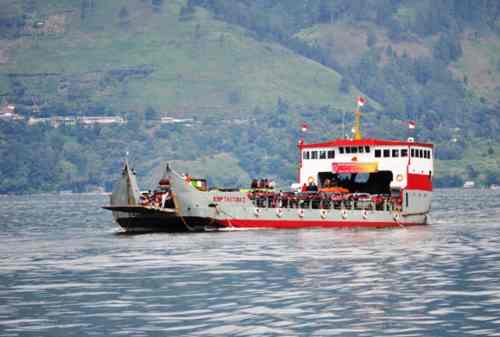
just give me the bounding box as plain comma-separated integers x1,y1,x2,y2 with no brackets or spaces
27,117,50,125
463,181,475,189
0,103,24,121
78,116,126,126
0,112,24,121
160,116,195,124
27,116,126,127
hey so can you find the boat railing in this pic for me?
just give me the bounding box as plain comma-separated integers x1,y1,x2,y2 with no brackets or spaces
247,191,401,212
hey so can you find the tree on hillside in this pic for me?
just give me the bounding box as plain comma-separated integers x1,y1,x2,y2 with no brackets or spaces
433,33,463,64
276,97,289,115
367,31,377,47
339,77,351,94
152,0,164,13
179,4,196,21
375,0,397,25
318,0,336,24
144,106,160,121
23,0,36,14
118,6,130,29
80,0,96,21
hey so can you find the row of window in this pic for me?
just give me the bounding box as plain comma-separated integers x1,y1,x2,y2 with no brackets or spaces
374,149,408,158
373,148,431,159
339,146,371,154
412,148,432,159
303,150,335,160
303,148,432,160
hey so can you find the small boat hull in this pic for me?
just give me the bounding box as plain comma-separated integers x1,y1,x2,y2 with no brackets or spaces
115,214,217,233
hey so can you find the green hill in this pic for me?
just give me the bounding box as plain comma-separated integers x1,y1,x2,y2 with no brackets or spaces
0,0,499,193
0,0,371,117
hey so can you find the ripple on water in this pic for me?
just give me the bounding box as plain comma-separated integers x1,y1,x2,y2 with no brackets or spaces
0,190,500,336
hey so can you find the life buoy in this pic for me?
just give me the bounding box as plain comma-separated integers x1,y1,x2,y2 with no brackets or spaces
298,208,305,218
307,176,315,184
276,208,284,218
254,208,261,217
341,209,348,219
362,209,368,219
396,174,404,182
320,209,328,219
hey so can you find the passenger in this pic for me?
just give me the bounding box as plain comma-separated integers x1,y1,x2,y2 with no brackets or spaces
301,183,308,192
251,179,258,189
257,179,264,189
268,180,276,190
140,192,150,206
263,179,269,189
323,179,331,188
308,181,318,192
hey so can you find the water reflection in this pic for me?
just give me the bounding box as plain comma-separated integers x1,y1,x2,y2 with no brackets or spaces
0,190,499,336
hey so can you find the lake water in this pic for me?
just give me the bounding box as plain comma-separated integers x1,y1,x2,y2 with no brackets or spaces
1,189,500,336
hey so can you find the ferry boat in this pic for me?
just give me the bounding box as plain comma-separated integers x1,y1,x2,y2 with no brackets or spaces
104,98,434,232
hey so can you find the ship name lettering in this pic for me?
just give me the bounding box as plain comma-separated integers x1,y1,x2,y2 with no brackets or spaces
213,196,246,203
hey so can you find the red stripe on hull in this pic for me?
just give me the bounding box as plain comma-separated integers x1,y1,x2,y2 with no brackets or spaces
217,219,425,229
407,173,433,191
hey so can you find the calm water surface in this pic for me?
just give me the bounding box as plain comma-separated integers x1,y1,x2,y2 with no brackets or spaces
1,189,500,336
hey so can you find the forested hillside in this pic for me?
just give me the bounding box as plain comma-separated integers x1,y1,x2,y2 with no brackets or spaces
0,0,499,193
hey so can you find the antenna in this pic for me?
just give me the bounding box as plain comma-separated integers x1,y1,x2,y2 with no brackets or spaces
342,110,345,139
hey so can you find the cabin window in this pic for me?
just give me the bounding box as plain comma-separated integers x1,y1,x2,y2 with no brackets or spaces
311,151,318,159
392,149,399,157
351,147,358,154
346,147,351,154
365,146,370,153
358,146,364,153
411,149,415,157
339,147,344,154
319,151,326,159
401,149,408,157
303,151,310,160
327,150,335,159
383,149,390,157
419,149,423,158
375,149,381,158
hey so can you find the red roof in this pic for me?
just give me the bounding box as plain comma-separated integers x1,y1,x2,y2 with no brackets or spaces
300,138,433,149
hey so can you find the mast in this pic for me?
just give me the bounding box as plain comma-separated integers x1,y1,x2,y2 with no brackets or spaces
354,96,365,140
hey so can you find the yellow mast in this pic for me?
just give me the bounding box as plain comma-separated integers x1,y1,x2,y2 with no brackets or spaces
353,97,364,140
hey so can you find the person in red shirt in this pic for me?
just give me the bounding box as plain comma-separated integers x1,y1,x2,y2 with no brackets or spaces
301,183,308,192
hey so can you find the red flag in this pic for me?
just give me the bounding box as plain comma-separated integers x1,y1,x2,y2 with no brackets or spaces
357,96,366,107
301,123,308,133
408,120,416,129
